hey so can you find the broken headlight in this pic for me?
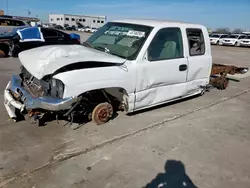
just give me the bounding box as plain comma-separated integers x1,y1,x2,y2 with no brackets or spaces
50,78,64,99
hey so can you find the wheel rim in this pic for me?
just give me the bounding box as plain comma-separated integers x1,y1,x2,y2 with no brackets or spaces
0,50,5,58
98,109,108,122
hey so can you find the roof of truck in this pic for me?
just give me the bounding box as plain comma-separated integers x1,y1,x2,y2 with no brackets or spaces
112,19,205,28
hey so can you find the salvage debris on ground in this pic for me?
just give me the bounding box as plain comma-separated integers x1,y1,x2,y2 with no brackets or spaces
210,63,249,90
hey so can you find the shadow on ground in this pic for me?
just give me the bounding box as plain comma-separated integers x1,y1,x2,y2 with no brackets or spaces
143,160,198,188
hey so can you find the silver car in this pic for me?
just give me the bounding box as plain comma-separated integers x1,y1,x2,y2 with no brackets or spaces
0,17,30,37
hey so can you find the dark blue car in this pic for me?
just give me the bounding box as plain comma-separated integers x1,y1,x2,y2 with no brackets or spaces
0,27,81,57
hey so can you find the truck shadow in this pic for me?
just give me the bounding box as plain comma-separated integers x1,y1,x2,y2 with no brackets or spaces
142,160,198,188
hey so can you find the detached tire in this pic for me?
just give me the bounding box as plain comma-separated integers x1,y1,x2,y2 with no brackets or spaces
217,77,229,90
92,102,113,125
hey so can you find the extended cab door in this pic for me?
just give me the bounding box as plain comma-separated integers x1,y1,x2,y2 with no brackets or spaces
185,28,212,85
134,27,188,110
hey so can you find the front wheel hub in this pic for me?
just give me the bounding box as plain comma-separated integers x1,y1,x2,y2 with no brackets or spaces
92,102,113,125
0,50,5,58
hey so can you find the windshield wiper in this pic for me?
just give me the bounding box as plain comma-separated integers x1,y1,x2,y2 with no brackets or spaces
82,41,93,48
94,46,110,53
94,46,126,59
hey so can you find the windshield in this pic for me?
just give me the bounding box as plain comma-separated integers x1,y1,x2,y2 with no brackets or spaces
211,34,220,38
220,35,229,38
229,35,239,39
239,35,246,39
245,36,250,39
85,22,153,60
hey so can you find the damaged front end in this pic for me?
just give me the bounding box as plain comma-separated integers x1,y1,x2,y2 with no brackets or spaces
4,66,79,122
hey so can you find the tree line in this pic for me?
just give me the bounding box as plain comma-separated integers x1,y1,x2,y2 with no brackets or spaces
208,28,246,34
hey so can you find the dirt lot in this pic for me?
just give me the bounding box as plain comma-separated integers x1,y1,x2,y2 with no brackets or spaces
0,35,250,188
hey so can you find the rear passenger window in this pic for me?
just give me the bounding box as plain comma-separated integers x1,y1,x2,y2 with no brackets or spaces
148,27,183,61
42,29,58,37
186,28,205,56
0,19,25,26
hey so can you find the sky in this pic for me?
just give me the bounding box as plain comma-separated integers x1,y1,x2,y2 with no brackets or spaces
1,0,250,30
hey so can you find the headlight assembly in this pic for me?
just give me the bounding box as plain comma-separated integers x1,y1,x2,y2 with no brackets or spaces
50,78,64,99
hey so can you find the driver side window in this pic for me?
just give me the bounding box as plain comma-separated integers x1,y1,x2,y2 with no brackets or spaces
148,27,183,61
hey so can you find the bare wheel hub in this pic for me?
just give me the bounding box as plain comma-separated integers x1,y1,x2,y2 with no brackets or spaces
0,50,5,58
92,102,113,125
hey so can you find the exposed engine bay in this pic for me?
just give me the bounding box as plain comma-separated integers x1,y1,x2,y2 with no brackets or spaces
20,66,64,99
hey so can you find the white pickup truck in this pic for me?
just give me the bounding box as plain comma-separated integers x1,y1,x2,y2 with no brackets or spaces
4,19,212,125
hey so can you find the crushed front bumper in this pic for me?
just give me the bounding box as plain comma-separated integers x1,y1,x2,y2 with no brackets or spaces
4,75,78,120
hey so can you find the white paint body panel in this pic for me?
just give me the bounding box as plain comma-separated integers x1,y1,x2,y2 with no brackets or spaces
239,39,250,47
17,19,212,113
18,44,125,80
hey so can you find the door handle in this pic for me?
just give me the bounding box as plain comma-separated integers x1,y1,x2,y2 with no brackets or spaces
179,64,187,71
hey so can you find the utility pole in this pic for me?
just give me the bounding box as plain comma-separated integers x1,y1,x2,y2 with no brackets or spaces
6,0,9,14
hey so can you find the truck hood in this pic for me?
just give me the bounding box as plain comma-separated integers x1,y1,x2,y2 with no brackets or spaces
18,44,126,79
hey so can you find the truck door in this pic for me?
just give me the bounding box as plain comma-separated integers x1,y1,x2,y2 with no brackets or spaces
134,27,188,110
185,28,212,85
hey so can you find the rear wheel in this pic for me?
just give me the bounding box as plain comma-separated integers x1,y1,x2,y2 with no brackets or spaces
234,42,239,47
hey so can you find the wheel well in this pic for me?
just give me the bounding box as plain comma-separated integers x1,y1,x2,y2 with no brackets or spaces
79,87,129,111
0,43,10,57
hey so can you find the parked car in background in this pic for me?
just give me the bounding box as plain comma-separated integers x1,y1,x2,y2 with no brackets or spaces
54,25,64,30
90,28,98,33
239,35,250,47
64,25,76,31
209,33,229,45
0,17,30,37
84,27,92,32
77,27,84,32
0,27,81,57
220,34,247,46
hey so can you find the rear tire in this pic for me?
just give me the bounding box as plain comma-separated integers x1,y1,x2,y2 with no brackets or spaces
217,77,229,90
234,42,239,47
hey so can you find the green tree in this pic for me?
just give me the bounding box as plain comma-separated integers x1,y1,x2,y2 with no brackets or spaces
215,28,230,34
232,28,243,34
